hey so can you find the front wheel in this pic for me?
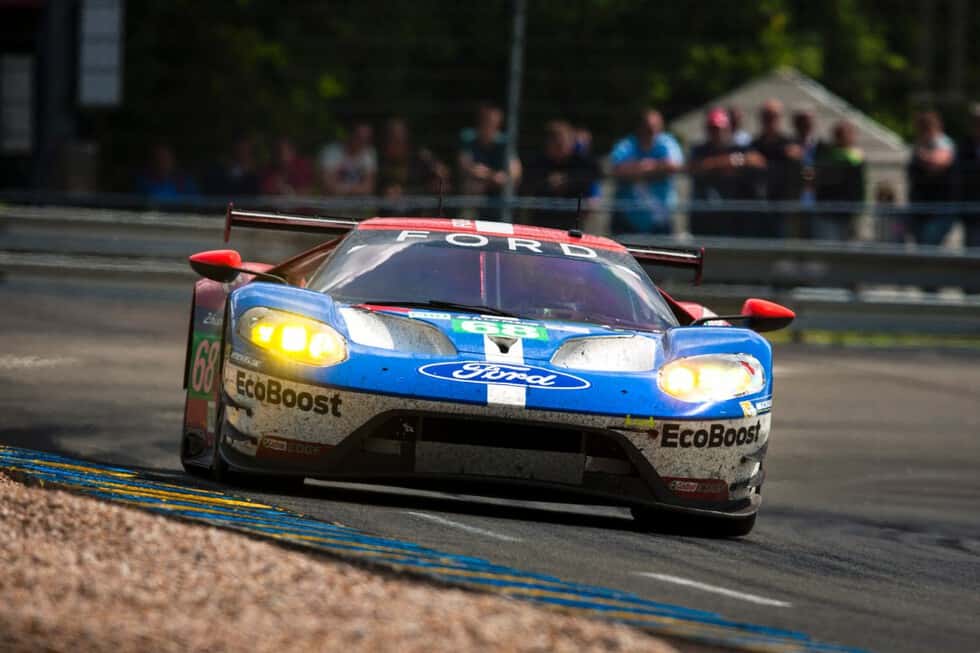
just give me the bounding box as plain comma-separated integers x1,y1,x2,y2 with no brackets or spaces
631,506,756,538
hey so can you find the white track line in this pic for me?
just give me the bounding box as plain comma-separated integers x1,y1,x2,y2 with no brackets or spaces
405,511,521,542
633,572,792,607
0,355,79,370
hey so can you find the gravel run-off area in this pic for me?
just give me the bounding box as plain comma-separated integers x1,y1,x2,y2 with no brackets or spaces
0,474,680,653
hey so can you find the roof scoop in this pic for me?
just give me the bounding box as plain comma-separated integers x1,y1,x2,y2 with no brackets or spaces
489,335,518,354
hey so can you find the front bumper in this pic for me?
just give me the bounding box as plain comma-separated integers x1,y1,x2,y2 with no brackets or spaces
221,363,770,517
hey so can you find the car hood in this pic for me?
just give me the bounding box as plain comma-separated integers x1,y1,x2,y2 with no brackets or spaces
352,303,660,363
228,284,773,419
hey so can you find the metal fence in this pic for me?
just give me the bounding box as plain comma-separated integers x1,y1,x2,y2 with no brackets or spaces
2,202,979,338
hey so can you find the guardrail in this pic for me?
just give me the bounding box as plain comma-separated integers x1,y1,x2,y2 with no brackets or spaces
2,204,979,338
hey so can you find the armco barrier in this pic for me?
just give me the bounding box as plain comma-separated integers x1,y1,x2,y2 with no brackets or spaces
2,204,979,337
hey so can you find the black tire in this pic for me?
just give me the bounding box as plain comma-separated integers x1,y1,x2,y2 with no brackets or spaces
209,400,234,483
180,425,213,478
631,506,757,538
180,453,211,479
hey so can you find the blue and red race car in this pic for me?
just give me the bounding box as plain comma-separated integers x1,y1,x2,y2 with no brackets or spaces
181,208,794,536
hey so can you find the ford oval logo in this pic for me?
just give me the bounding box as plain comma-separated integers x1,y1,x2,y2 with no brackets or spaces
418,361,590,390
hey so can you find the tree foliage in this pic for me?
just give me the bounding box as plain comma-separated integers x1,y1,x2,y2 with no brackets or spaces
92,0,975,189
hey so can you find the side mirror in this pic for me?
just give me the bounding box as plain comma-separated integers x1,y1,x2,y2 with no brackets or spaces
740,298,795,333
189,249,242,283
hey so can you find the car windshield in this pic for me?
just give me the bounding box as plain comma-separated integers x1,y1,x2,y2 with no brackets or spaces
307,227,678,332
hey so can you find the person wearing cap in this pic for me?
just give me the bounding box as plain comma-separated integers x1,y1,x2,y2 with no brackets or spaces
955,104,980,248
688,107,765,236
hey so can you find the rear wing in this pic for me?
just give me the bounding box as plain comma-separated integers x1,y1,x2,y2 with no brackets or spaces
223,205,358,242
624,244,705,285
224,205,705,285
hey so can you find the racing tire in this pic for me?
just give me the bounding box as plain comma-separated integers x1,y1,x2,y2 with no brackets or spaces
180,455,211,479
631,507,756,538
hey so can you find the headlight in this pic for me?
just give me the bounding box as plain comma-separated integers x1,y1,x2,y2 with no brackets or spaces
339,307,456,355
238,307,347,366
551,336,656,372
658,354,764,402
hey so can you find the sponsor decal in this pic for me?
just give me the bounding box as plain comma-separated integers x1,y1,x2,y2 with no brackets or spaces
451,318,548,341
623,415,656,430
548,324,592,333
395,230,598,259
656,421,762,448
235,371,342,416
229,350,262,369
408,311,452,321
189,334,221,399
203,312,223,327
742,397,773,417
418,361,589,390
259,435,326,458
664,477,729,500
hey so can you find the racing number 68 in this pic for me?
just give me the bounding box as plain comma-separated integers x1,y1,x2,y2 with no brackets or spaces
459,320,542,339
190,338,221,395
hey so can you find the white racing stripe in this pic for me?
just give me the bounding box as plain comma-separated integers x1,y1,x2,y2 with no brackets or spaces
0,355,79,370
475,220,514,235
405,511,522,542
484,335,526,407
633,572,792,607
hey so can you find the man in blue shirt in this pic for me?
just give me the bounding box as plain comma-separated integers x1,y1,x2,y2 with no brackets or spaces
610,109,684,234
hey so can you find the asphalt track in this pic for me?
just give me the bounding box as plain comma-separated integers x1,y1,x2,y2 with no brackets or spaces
1,277,978,652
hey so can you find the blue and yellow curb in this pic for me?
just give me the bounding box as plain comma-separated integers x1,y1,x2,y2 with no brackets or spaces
0,445,864,653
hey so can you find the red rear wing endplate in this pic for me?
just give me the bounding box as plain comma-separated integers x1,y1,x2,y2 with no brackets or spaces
224,205,359,242
624,245,705,285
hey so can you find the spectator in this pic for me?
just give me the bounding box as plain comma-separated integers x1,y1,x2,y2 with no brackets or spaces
812,120,865,240
793,107,822,207
728,106,752,148
319,122,377,196
520,120,599,229
955,104,980,248
688,107,765,236
907,110,956,245
609,108,684,234
458,104,521,219
573,126,593,157
136,144,198,201
874,182,903,242
378,118,449,201
203,134,261,196
260,137,315,196
751,99,803,237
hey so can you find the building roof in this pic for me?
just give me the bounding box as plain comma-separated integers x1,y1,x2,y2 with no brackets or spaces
669,67,908,164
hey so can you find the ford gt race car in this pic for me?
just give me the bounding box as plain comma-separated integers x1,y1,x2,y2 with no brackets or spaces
181,208,794,536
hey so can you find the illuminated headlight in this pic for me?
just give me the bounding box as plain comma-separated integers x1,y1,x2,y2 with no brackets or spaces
658,354,764,402
340,308,455,355
551,336,656,372
238,307,347,366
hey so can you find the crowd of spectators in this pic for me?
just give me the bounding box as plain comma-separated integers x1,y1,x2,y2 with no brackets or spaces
136,101,980,246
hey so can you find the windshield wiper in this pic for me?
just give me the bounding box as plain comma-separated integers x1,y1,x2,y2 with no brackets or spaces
360,299,522,319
